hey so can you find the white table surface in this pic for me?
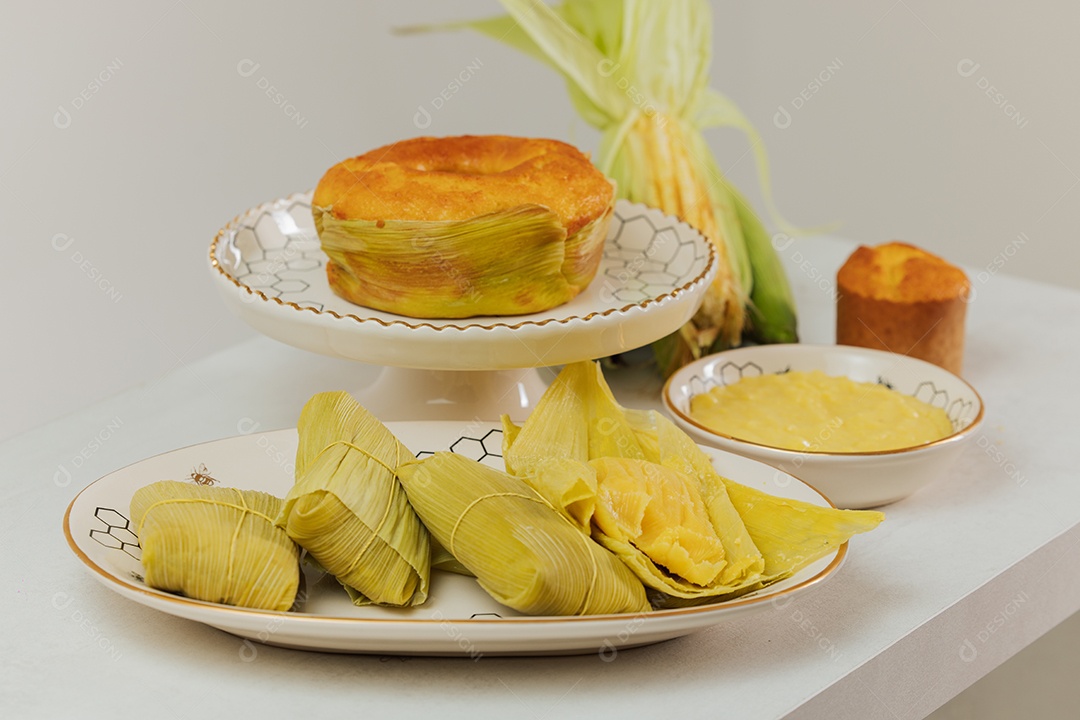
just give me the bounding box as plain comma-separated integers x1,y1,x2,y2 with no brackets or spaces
5,236,1078,719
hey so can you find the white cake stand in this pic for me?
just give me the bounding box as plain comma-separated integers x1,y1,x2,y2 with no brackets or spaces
209,192,716,421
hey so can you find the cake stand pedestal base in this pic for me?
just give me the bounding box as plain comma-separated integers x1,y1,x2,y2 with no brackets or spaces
356,366,551,423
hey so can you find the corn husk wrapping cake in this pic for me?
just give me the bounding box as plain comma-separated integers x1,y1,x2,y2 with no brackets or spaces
276,391,430,606
313,135,615,319
502,361,884,606
396,451,650,616
130,481,300,611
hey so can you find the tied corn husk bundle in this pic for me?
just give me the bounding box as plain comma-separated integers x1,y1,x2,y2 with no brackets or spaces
503,362,884,605
130,481,299,611
420,0,799,372
396,451,650,615
276,392,430,606
315,200,613,319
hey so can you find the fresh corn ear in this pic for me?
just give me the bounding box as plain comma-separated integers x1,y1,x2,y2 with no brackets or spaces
606,112,748,371
315,203,612,319
422,0,800,370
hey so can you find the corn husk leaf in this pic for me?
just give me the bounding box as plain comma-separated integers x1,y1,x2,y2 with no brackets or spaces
502,360,646,532
397,451,649,615
504,360,644,462
499,373,597,534
278,391,429,607
724,481,885,580
733,183,799,343
429,536,473,577
501,366,589,472
315,200,612,319
504,362,761,598
131,481,299,611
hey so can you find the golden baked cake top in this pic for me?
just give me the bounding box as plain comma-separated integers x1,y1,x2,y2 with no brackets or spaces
313,135,614,236
838,241,970,303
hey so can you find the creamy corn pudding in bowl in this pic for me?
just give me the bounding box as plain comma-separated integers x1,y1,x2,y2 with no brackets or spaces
663,344,984,508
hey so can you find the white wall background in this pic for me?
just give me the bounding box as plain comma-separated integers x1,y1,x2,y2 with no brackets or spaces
4,3,1078,715
4,1,1076,441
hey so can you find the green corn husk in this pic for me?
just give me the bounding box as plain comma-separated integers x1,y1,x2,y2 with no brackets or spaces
396,451,650,616
315,200,613,319
503,361,764,598
734,185,799,343
723,480,884,581
419,0,799,370
130,481,300,611
503,360,645,471
504,450,598,536
429,537,473,577
277,392,429,607
503,361,883,604
500,360,641,533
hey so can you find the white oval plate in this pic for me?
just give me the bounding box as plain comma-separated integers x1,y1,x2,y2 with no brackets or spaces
208,194,716,370
64,422,846,657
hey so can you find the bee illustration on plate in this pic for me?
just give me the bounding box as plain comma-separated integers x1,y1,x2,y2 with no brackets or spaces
189,463,217,486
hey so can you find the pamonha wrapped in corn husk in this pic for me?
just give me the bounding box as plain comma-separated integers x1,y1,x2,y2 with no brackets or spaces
590,456,727,587
276,391,430,607
396,450,649,615
503,361,884,605
130,481,299,611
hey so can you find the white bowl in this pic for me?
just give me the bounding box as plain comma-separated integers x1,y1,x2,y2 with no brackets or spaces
663,344,985,508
